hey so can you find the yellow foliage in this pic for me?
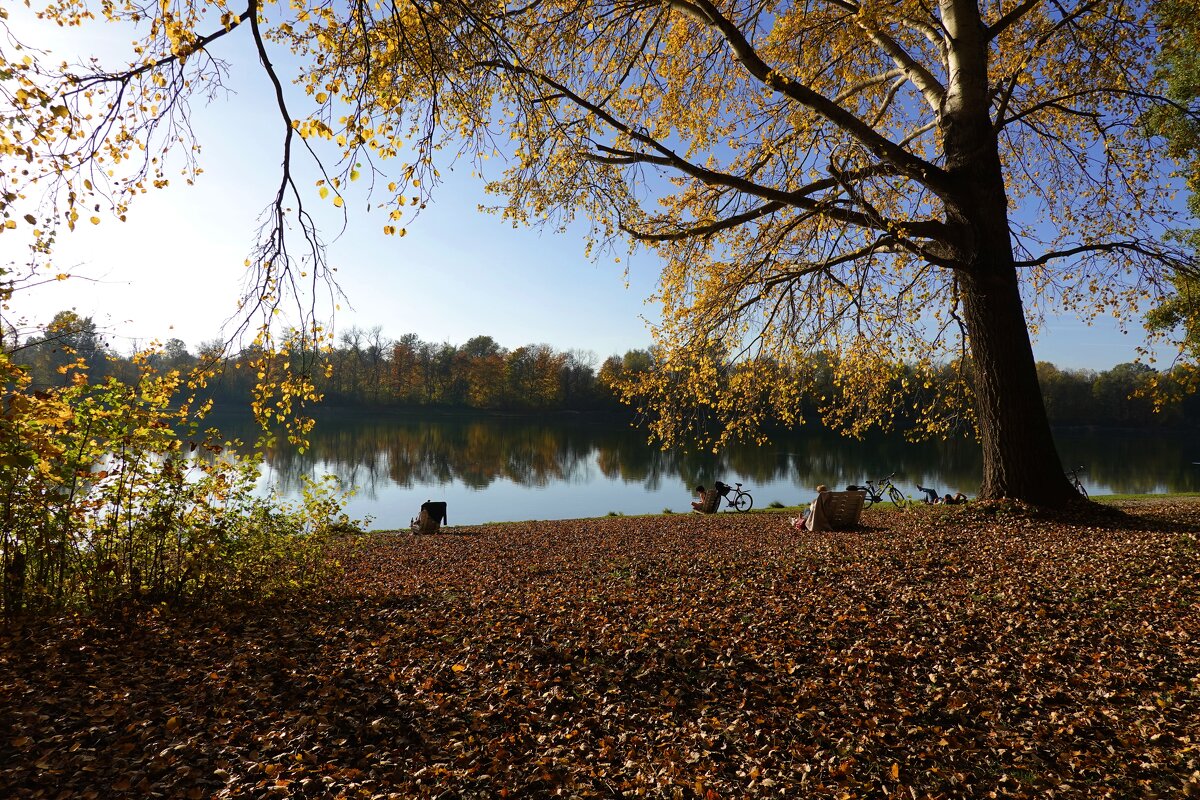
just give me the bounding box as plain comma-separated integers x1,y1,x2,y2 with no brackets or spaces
0,0,1183,458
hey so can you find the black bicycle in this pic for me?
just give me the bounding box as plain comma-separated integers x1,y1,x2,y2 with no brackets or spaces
715,481,754,512
1066,465,1088,499
847,472,907,508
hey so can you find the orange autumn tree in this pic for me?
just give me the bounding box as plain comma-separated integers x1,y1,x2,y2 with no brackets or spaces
1,0,1191,506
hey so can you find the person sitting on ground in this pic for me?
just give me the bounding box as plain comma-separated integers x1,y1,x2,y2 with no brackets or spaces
790,484,830,531
411,500,448,533
691,484,720,513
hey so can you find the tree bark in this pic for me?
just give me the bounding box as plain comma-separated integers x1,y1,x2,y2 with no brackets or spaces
944,147,1080,506
939,0,1080,507
946,145,1081,504
958,258,1080,505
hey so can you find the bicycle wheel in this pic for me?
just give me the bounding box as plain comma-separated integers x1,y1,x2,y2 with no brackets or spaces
888,487,907,508
860,491,875,508
734,492,753,512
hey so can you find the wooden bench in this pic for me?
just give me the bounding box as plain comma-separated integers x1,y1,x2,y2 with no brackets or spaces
825,491,866,529
804,490,866,531
692,487,722,514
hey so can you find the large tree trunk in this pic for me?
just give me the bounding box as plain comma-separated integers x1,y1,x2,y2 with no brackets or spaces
958,257,1079,506
946,147,1079,507
939,0,1080,507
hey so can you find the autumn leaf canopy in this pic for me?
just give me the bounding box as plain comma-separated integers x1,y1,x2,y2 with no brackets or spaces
0,0,1190,450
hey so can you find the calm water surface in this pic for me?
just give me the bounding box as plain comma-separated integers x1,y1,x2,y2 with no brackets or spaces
219,413,1200,528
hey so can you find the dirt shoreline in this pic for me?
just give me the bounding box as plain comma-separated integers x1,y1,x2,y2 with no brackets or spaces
386,493,1200,534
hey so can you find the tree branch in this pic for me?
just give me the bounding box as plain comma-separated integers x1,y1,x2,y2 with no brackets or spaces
238,0,337,345
65,8,253,88
1013,240,1176,268
986,0,1042,41
663,0,950,194
477,57,950,242
834,69,905,105
622,201,786,242
815,0,947,109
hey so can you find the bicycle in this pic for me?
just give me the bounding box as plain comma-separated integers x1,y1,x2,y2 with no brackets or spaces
847,472,907,508
1066,465,1088,500
715,481,754,512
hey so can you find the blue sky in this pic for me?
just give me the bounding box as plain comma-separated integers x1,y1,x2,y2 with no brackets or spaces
9,13,666,366
17,148,664,365
8,9,1161,372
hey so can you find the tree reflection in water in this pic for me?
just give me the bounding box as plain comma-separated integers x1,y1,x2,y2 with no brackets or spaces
211,413,1200,526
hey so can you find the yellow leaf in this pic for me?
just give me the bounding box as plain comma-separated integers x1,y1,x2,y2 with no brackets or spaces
891,763,899,780
318,186,329,199
315,92,328,103
89,216,100,225
451,663,467,672
333,196,344,208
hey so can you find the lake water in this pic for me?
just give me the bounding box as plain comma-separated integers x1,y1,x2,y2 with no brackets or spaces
217,412,1200,528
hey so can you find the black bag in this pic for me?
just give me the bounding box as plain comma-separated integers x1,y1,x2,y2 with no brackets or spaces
420,501,448,525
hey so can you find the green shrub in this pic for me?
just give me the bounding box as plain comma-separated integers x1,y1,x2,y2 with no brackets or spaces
0,350,361,618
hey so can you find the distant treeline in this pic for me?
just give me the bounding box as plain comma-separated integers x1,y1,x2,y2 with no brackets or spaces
11,312,1200,428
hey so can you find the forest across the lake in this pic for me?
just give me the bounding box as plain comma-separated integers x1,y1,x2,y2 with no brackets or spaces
15,315,1200,429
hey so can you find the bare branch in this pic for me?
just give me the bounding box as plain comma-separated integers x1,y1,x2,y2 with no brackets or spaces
236,0,339,348
1014,240,1179,268
622,201,785,242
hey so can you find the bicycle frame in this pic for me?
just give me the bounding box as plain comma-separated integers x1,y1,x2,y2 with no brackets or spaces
714,481,754,512
848,472,907,508
856,483,884,504
1065,466,1087,499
